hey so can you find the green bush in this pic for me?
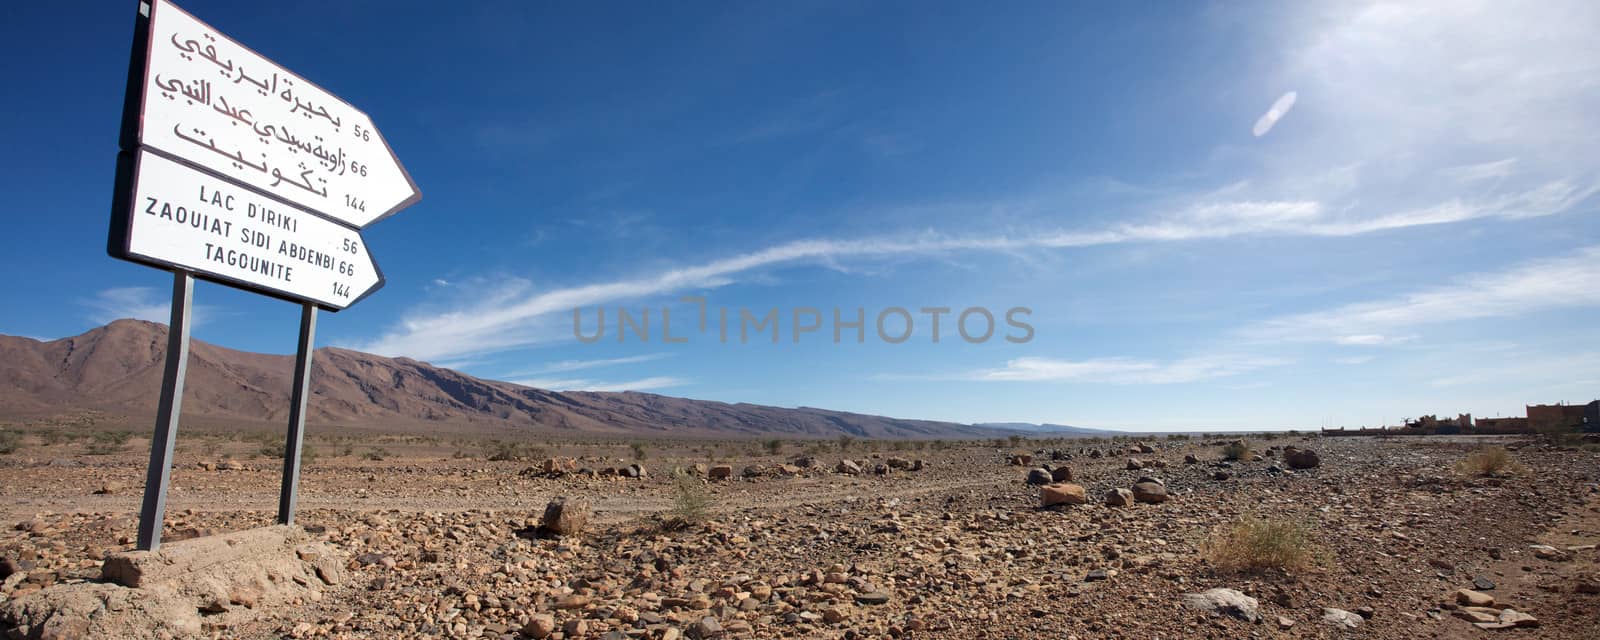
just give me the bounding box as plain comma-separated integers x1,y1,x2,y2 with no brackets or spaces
0,430,19,455
763,438,783,455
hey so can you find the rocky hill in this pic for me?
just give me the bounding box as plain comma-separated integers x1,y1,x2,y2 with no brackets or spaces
0,319,1007,439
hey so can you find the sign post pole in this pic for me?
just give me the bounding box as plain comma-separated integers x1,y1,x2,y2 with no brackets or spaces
135,270,194,552
277,303,317,525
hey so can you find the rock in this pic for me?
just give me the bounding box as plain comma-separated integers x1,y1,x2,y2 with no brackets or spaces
1184,454,1200,464
1575,573,1600,594
563,619,587,636
1040,483,1087,507
1125,458,1143,470
822,607,848,623
688,615,723,638
855,591,890,605
540,497,592,537
1454,608,1501,624
836,460,862,475
1284,447,1320,469
742,465,764,478
1138,444,1155,454
1277,615,1295,629
629,463,647,478
1104,488,1133,507
1050,467,1073,482
776,464,802,476
1180,588,1260,622
1476,608,1539,630
1530,545,1571,562
1473,575,1496,591
1131,481,1168,504
793,456,816,468
1321,608,1363,629
1085,569,1110,581
886,457,912,470
708,465,734,480
1212,471,1231,481
1456,589,1495,607
1025,468,1053,485
912,459,925,471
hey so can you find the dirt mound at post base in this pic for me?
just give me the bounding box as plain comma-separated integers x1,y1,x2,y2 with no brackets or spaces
1,525,342,640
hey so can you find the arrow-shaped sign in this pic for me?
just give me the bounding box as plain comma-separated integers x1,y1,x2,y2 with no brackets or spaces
110,149,383,310
124,0,419,228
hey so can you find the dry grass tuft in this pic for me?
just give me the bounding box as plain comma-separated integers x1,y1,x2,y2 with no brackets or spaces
665,469,713,529
1455,446,1523,477
1220,440,1253,461
1207,516,1317,573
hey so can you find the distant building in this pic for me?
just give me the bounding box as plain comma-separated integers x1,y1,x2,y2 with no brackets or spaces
1474,416,1529,434
1527,402,1592,432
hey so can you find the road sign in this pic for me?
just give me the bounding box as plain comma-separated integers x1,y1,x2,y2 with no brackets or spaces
110,149,384,310
124,0,419,228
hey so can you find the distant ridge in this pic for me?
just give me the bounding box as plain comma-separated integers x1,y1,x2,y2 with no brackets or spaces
974,422,1127,436
0,319,1028,439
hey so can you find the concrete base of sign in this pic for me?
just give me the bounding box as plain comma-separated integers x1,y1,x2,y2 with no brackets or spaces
1,525,343,640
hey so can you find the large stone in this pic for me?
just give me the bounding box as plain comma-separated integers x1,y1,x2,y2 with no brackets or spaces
541,497,592,537
1455,589,1495,607
708,465,734,480
523,614,557,639
1050,467,1073,482
1040,483,1087,507
886,457,913,470
1131,481,1168,504
1284,447,1320,469
836,460,862,475
1180,588,1259,622
1322,608,1363,629
1125,458,1143,470
1104,488,1133,507
1025,468,1053,485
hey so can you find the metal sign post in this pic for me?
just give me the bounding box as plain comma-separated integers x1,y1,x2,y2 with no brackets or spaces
135,271,193,551
113,0,417,546
277,304,316,525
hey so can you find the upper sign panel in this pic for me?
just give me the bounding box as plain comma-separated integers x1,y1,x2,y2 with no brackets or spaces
131,0,419,228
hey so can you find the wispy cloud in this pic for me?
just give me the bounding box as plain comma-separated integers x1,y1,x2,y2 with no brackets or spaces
509,375,688,392
1251,91,1298,137
1247,246,1600,344
349,185,1596,363
965,354,1286,385
510,353,673,376
83,287,214,327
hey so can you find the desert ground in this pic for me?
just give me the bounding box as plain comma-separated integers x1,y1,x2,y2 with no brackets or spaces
1,427,1598,639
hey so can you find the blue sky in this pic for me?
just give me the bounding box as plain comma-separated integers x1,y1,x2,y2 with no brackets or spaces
3,1,1598,430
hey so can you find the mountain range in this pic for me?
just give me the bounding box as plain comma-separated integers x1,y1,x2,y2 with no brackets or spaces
0,319,1074,439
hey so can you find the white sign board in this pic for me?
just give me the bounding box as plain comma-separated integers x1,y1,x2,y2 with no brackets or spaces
133,0,419,228
113,150,383,310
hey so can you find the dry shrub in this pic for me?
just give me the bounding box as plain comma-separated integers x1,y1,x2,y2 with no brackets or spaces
1207,516,1316,573
666,469,712,529
1455,446,1523,477
1220,441,1252,461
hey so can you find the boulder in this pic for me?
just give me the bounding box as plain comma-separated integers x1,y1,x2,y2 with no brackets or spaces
1008,454,1032,466
1131,482,1168,504
540,497,592,537
1104,488,1133,507
886,457,913,470
1284,447,1320,469
1321,608,1363,629
1025,468,1053,485
707,465,733,480
1455,589,1495,607
1040,483,1087,507
836,460,862,475
1180,588,1259,622
1050,467,1073,482
1125,458,1143,470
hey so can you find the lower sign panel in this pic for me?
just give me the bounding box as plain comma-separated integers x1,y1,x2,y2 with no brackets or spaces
110,150,383,310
